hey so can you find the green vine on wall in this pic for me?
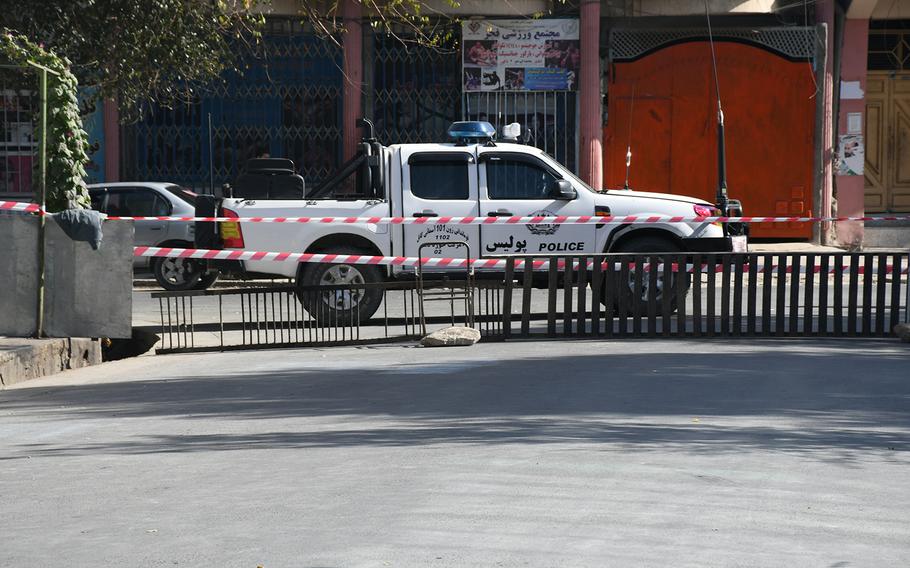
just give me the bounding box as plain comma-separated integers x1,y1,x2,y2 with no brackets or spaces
1,30,90,211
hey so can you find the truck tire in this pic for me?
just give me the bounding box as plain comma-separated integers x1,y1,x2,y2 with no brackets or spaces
603,235,689,315
296,247,384,325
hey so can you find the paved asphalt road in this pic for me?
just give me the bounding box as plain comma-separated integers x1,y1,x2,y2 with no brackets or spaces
1,339,909,567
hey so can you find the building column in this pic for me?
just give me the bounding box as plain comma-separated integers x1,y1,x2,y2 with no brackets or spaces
834,19,869,248
341,0,363,163
102,98,120,182
578,0,602,188
816,1,836,245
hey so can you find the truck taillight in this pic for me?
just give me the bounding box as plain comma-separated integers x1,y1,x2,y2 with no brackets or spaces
220,207,245,248
693,204,720,218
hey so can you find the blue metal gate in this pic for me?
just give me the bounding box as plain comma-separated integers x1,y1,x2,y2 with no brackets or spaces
370,26,461,144
122,19,343,190
121,20,579,188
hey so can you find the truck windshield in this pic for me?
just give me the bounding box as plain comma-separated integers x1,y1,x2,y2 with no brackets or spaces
561,167,599,193
535,152,599,193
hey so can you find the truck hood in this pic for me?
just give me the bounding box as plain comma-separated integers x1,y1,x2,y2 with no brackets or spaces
600,189,713,207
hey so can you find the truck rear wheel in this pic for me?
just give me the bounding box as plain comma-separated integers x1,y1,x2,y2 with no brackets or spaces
296,248,384,325
603,235,689,316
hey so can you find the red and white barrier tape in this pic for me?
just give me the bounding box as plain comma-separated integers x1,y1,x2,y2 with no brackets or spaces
133,246,910,275
4,200,910,225
135,245,518,270
101,213,910,225
0,201,41,214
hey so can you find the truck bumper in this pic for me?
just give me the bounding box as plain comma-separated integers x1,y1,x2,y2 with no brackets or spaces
681,235,748,253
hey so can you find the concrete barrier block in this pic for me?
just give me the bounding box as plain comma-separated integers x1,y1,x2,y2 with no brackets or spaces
44,218,133,339
0,215,133,338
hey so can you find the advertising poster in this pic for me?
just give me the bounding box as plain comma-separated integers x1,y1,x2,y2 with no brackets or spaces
837,134,864,176
462,19,580,92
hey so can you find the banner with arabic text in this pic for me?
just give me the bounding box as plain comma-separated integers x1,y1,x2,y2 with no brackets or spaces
462,19,580,92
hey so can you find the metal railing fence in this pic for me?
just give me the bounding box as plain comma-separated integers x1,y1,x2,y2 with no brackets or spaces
501,252,909,338
152,279,504,354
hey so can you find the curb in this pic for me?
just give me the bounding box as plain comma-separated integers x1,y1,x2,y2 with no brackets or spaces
0,338,101,389
132,279,289,290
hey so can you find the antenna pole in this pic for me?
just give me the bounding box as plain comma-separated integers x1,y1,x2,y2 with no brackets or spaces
705,0,728,214
624,84,636,190
716,105,728,213
624,146,632,190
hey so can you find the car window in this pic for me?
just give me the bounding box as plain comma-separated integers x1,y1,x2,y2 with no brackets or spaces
485,156,558,200
89,190,106,212
410,160,469,200
106,189,170,217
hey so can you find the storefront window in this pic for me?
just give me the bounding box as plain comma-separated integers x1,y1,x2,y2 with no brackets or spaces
0,89,36,194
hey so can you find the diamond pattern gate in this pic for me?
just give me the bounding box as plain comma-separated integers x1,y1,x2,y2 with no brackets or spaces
370,26,579,171
122,19,343,191
369,27,462,144
122,21,579,188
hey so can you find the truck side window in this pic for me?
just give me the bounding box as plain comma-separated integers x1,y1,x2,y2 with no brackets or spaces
410,160,469,200
486,157,558,200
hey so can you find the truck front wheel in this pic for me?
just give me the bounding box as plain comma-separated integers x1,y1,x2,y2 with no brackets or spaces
296,248,384,325
603,235,689,315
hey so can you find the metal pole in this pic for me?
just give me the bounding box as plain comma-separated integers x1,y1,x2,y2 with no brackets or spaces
35,67,48,338
208,112,214,195
717,107,729,212
905,251,909,324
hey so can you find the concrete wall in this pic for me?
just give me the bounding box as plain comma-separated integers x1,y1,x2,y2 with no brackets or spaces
0,215,133,339
835,19,869,248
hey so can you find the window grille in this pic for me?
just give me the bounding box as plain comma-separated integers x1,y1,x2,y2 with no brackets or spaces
122,20,343,191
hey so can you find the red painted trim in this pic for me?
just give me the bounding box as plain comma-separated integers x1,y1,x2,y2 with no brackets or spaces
579,0,603,189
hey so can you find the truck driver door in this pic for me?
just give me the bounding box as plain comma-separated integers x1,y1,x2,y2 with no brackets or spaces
397,149,480,272
477,152,594,258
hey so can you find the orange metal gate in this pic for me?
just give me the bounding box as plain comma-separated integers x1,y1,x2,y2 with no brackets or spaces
604,40,817,239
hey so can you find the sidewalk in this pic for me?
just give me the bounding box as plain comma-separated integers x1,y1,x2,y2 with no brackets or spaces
749,241,909,253
0,338,101,389
748,242,844,253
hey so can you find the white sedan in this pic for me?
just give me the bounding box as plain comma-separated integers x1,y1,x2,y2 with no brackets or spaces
88,182,218,291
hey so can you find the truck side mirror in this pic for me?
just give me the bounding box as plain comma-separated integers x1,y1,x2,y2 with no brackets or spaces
552,179,577,200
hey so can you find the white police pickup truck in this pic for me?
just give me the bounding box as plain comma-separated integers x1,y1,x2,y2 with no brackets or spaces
198,120,746,322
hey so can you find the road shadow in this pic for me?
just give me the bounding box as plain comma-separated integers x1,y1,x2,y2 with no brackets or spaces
3,339,909,460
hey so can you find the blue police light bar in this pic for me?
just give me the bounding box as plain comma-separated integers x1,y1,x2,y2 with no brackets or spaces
448,121,496,142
